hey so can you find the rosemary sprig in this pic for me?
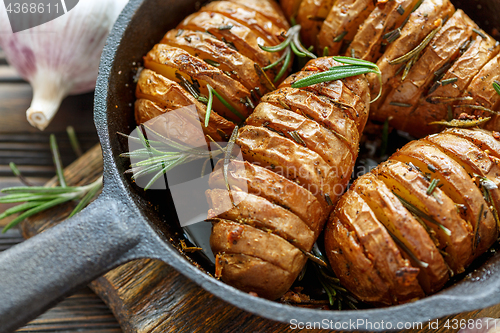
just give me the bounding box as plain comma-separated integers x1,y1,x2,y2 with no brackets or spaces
9,162,32,186
0,135,103,233
291,56,383,103
311,244,358,309
66,126,83,157
393,192,451,236
429,117,491,128
259,25,316,82
389,20,442,80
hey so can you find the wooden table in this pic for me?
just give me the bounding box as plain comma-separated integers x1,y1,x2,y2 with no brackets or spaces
3,50,500,333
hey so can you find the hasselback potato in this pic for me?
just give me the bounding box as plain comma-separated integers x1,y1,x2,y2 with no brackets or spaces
135,0,290,131
325,128,500,305
281,0,500,137
207,56,370,299
132,0,372,301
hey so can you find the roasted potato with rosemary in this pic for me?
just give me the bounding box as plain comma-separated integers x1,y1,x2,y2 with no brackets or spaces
207,57,370,300
135,0,290,129
325,128,500,305
280,0,500,137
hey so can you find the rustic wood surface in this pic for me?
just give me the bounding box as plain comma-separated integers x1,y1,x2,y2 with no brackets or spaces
2,48,500,333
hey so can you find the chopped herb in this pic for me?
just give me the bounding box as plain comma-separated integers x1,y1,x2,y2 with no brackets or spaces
389,101,412,107
325,194,334,206
427,164,437,172
428,82,440,95
204,59,220,67
197,96,209,104
441,77,458,86
263,47,292,82
288,131,306,146
386,228,429,268
218,24,233,30
396,5,405,15
383,28,401,43
254,87,263,97
245,96,255,109
184,36,191,43
474,204,484,249
176,29,184,37
223,126,239,192
426,178,439,195
447,105,453,121
333,31,348,42
351,48,356,58
455,104,499,115
472,28,487,39
434,62,452,78
493,81,500,96
254,63,276,92
429,117,491,128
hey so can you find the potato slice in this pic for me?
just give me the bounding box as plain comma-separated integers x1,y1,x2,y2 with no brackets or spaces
410,32,500,137
378,10,475,133
230,0,289,30
261,87,360,153
393,140,498,259
325,190,424,305
445,128,500,159
318,0,376,56
296,0,336,48
144,44,252,122
206,189,314,250
208,159,328,232
215,253,295,300
368,0,455,103
134,99,210,148
348,0,421,62
353,173,449,294
377,159,473,274
455,53,500,132
246,102,356,179
135,69,235,140
210,219,307,274
162,30,269,93
280,72,368,133
237,125,342,207
201,1,285,45
178,11,280,68
426,133,500,225
134,99,168,125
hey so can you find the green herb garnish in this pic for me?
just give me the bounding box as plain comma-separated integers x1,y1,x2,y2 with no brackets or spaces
0,135,102,233
259,25,316,83
291,56,383,103
493,80,500,96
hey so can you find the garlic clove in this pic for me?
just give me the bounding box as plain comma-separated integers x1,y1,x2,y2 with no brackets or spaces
26,69,71,130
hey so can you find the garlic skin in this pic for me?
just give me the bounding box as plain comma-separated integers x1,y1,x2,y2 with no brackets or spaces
0,0,128,130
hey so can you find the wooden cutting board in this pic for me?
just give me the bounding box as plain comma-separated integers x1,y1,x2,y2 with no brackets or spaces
18,143,500,333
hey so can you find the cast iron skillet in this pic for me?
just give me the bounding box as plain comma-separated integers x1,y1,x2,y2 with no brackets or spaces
0,0,500,332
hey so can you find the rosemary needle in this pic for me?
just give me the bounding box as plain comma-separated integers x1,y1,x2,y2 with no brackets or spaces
493,81,500,97
205,84,214,127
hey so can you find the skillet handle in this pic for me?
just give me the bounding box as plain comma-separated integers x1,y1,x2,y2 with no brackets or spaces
0,195,145,333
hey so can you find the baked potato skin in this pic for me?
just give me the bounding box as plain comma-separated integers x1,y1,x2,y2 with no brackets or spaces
208,57,370,300
135,0,289,131
325,190,424,305
325,128,500,305
282,0,500,136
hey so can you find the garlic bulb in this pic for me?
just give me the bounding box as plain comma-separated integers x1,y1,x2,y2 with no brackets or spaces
0,0,128,130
